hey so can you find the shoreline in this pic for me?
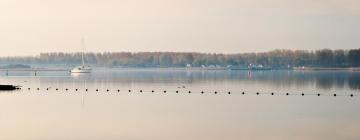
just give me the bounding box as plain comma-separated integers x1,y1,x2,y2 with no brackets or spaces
293,67,360,71
1,66,360,72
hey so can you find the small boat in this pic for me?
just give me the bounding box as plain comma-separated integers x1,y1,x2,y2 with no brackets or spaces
70,65,92,73
71,38,92,73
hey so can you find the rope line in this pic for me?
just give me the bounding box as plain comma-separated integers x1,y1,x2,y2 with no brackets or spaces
20,87,358,97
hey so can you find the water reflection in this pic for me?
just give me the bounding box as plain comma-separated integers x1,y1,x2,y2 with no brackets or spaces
1,69,360,91
0,69,360,140
31,69,360,91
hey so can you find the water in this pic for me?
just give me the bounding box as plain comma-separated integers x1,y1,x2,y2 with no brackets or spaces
0,68,359,140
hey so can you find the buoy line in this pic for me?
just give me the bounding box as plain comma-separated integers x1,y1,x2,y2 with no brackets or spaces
18,87,358,97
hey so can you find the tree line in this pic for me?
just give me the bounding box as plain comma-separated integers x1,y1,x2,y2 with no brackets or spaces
0,49,359,68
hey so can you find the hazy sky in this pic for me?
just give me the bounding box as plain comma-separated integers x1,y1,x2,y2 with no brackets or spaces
0,0,359,56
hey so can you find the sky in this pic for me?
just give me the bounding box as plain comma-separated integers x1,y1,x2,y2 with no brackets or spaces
0,0,359,56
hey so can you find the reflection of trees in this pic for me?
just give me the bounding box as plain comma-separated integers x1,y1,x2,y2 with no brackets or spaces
349,74,360,90
38,70,360,91
315,73,338,90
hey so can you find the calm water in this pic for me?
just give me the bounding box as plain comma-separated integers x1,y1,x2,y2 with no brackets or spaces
0,68,359,140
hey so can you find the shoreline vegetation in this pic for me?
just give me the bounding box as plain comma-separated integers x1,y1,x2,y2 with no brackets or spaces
0,48,359,70
0,66,359,72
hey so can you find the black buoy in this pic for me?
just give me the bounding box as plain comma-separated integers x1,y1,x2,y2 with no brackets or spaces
317,93,320,96
56,88,58,91
256,92,259,95
151,90,154,93
176,91,179,93
242,92,245,95
163,90,166,93
117,89,120,92
188,91,191,93
75,89,78,91
228,92,231,94
286,93,289,96
28,88,30,90
86,89,88,91
214,91,218,94
65,89,68,91
46,88,49,91
350,94,354,97
106,89,109,92
96,89,99,92
201,91,204,94
301,93,304,96
271,92,274,95
37,88,40,90
128,90,131,92
140,90,143,93
334,94,337,97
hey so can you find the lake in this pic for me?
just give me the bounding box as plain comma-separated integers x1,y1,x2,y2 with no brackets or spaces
0,68,359,140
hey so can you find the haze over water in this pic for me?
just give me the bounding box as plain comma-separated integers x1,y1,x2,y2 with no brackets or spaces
0,69,359,140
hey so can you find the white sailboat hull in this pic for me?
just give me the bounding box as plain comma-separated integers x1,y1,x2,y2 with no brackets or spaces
70,66,92,73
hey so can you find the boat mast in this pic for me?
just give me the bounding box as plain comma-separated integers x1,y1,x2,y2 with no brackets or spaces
81,38,85,66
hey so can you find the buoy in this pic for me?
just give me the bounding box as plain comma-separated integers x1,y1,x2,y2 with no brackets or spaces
188,91,191,93
151,90,154,93
256,92,259,95
128,90,131,92
214,91,217,94
242,92,245,95
140,90,143,93
350,94,354,97
317,93,320,96
201,91,204,94
46,88,49,90
106,89,109,92
37,88,39,90
117,89,120,92
164,91,166,93
176,91,179,93
228,92,231,94
75,89,78,91
56,88,58,91
28,88,30,90
271,92,274,95
96,89,99,92
286,93,289,96
301,93,304,96
334,94,337,97
86,89,88,91
65,89,68,91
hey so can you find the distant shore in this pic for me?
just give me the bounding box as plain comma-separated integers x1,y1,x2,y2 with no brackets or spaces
293,67,360,71
1,66,360,72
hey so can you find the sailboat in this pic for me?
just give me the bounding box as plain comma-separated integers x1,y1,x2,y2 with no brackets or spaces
70,38,92,73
